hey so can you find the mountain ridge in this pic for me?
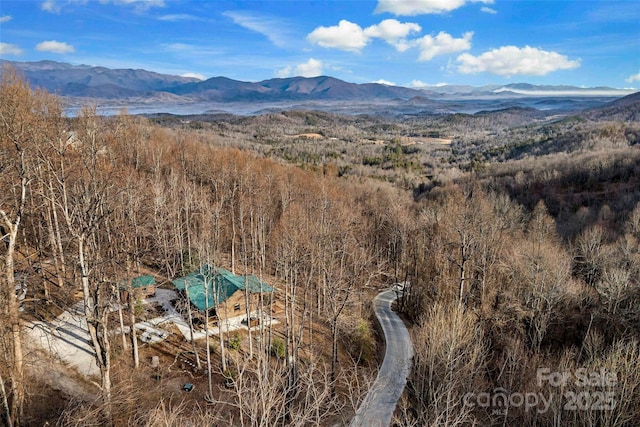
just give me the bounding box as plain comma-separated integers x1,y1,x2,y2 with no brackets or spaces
2,60,637,116
3,60,635,103
1,60,201,97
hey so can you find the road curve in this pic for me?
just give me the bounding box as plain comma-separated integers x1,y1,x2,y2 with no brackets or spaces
351,289,413,427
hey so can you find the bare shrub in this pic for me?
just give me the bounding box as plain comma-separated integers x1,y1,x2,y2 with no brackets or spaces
410,302,488,426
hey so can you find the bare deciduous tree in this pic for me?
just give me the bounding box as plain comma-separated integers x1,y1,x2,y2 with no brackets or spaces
0,68,63,426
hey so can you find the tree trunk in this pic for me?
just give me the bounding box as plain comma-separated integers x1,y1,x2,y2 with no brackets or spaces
204,278,214,399
4,223,24,426
48,179,66,279
459,260,466,307
0,371,13,427
214,295,227,372
1,175,26,426
183,284,202,369
244,281,253,359
77,235,112,422
116,290,128,351
330,320,338,399
129,290,140,369
98,310,113,421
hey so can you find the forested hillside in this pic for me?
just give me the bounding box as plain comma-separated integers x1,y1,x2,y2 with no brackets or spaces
1,70,639,426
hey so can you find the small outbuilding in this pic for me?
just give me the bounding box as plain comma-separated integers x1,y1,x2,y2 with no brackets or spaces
120,275,156,302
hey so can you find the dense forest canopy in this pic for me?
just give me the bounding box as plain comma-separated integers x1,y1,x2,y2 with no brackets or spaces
1,70,639,426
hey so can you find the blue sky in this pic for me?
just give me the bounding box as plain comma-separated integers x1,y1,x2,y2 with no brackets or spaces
0,0,638,88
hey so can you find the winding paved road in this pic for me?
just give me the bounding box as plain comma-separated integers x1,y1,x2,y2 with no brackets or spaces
351,289,413,427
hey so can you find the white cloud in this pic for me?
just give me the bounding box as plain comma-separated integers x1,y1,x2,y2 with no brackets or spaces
0,43,23,56
164,43,193,52
365,19,421,40
296,58,324,77
308,18,425,53
163,43,224,57
409,80,448,88
307,20,369,52
276,58,324,78
306,20,474,62
158,14,202,22
408,80,429,88
626,71,640,83
41,0,61,13
375,0,493,15
0,15,12,23
42,0,163,13
36,40,75,54
364,19,421,52
275,66,292,78
41,0,98,14
373,79,396,86
223,11,290,48
181,72,206,80
457,46,580,76
111,0,164,8
481,6,497,14
415,31,473,61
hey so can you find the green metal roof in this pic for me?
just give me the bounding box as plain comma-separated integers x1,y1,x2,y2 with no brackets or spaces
119,275,156,290
131,275,156,288
171,266,273,311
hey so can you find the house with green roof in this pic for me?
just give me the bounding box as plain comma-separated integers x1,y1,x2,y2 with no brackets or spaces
119,275,156,302
171,265,273,321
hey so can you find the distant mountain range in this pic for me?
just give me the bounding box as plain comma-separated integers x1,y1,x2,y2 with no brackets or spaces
1,60,199,97
1,60,637,115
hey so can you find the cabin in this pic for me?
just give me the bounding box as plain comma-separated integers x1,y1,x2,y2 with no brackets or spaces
171,266,274,323
120,275,156,302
